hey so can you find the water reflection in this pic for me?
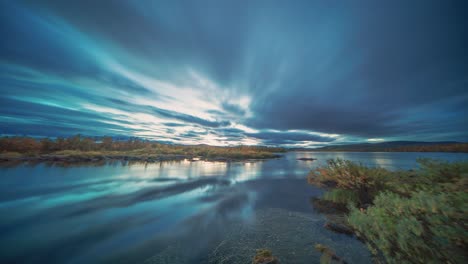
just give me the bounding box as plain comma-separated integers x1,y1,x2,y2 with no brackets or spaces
0,152,467,263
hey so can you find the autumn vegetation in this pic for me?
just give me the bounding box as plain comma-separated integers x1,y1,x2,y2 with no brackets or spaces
308,159,467,264
0,135,285,163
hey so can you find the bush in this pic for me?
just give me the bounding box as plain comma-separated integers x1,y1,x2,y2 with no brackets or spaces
309,159,468,263
348,191,467,264
308,159,392,205
323,189,360,206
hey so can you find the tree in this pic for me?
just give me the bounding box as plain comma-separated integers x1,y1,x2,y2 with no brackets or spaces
40,138,54,152
101,136,113,150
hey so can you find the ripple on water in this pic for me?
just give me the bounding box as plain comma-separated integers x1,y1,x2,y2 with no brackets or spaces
144,208,372,264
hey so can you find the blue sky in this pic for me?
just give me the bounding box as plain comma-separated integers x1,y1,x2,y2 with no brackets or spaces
0,0,467,147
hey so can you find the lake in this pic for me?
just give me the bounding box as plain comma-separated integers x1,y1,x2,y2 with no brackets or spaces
1,152,467,263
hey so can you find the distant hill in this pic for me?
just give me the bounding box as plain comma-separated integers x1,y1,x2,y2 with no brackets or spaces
311,141,468,153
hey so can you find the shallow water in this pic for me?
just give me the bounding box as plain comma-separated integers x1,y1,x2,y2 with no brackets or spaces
1,152,467,263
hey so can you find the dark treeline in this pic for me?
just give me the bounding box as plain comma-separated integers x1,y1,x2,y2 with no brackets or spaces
0,135,285,155
389,143,468,152
0,135,153,153
314,142,468,153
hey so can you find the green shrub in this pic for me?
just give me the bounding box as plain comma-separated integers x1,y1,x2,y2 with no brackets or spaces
309,159,468,263
323,189,360,206
308,159,392,205
348,191,467,263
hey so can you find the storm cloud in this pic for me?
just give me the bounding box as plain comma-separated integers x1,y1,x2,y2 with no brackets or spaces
0,0,467,146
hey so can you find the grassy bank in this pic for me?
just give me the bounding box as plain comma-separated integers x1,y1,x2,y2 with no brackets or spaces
308,159,467,263
0,136,285,164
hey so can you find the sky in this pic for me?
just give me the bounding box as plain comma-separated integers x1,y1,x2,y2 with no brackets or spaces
0,0,467,147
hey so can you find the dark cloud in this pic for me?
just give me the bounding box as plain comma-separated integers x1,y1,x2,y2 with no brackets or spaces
0,97,100,122
151,107,231,128
217,128,245,136
221,101,246,116
0,2,100,78
246,131,337,145
163,123,187,128
180,130,208,139
21,0,251,85
0,0,467,143
0,97,136,137
96,71,153,95
243,0,468,139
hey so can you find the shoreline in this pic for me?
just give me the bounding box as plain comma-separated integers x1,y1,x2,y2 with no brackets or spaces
0,136,286,166
0,152,282,165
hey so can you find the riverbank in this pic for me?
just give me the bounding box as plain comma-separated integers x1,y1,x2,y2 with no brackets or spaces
308,158,468,263
0,136,284,165
0,150,282,165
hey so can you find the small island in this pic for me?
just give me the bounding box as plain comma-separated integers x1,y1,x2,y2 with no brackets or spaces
0,135,285,165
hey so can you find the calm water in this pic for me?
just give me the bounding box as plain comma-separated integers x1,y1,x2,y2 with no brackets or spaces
1,152,467,264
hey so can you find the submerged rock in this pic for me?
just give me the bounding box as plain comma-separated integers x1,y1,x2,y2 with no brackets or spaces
323,222,354,236
314,244,348,264
253,249,280,264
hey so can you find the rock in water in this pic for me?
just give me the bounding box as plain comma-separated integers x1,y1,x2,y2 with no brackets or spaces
253,249,280,264
314,244,348,264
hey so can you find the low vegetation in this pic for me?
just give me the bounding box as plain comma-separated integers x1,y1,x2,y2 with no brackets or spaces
308,159,468,263
0,135,285,163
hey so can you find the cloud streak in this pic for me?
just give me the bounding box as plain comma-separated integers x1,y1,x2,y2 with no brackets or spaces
0,0,467,145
